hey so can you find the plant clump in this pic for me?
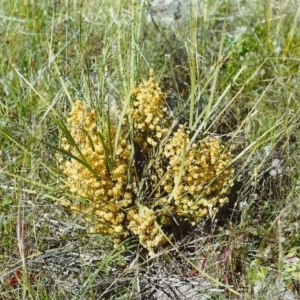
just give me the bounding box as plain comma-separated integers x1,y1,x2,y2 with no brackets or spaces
58,70,234,255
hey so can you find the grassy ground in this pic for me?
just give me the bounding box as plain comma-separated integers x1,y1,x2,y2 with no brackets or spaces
1,0,300,299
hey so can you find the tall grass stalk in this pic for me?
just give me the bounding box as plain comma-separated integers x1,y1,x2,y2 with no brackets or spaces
188,0,197,129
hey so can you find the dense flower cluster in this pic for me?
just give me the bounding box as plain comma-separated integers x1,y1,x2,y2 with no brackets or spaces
58,70,234,255
153,125,234,225
58,100,133,243
128,69,169,151
127,205,167,257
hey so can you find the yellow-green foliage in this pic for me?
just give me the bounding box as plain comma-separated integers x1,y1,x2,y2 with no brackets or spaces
58,70,234,255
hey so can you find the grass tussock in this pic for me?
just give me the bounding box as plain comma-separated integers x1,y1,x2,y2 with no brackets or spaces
1,0,300,299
